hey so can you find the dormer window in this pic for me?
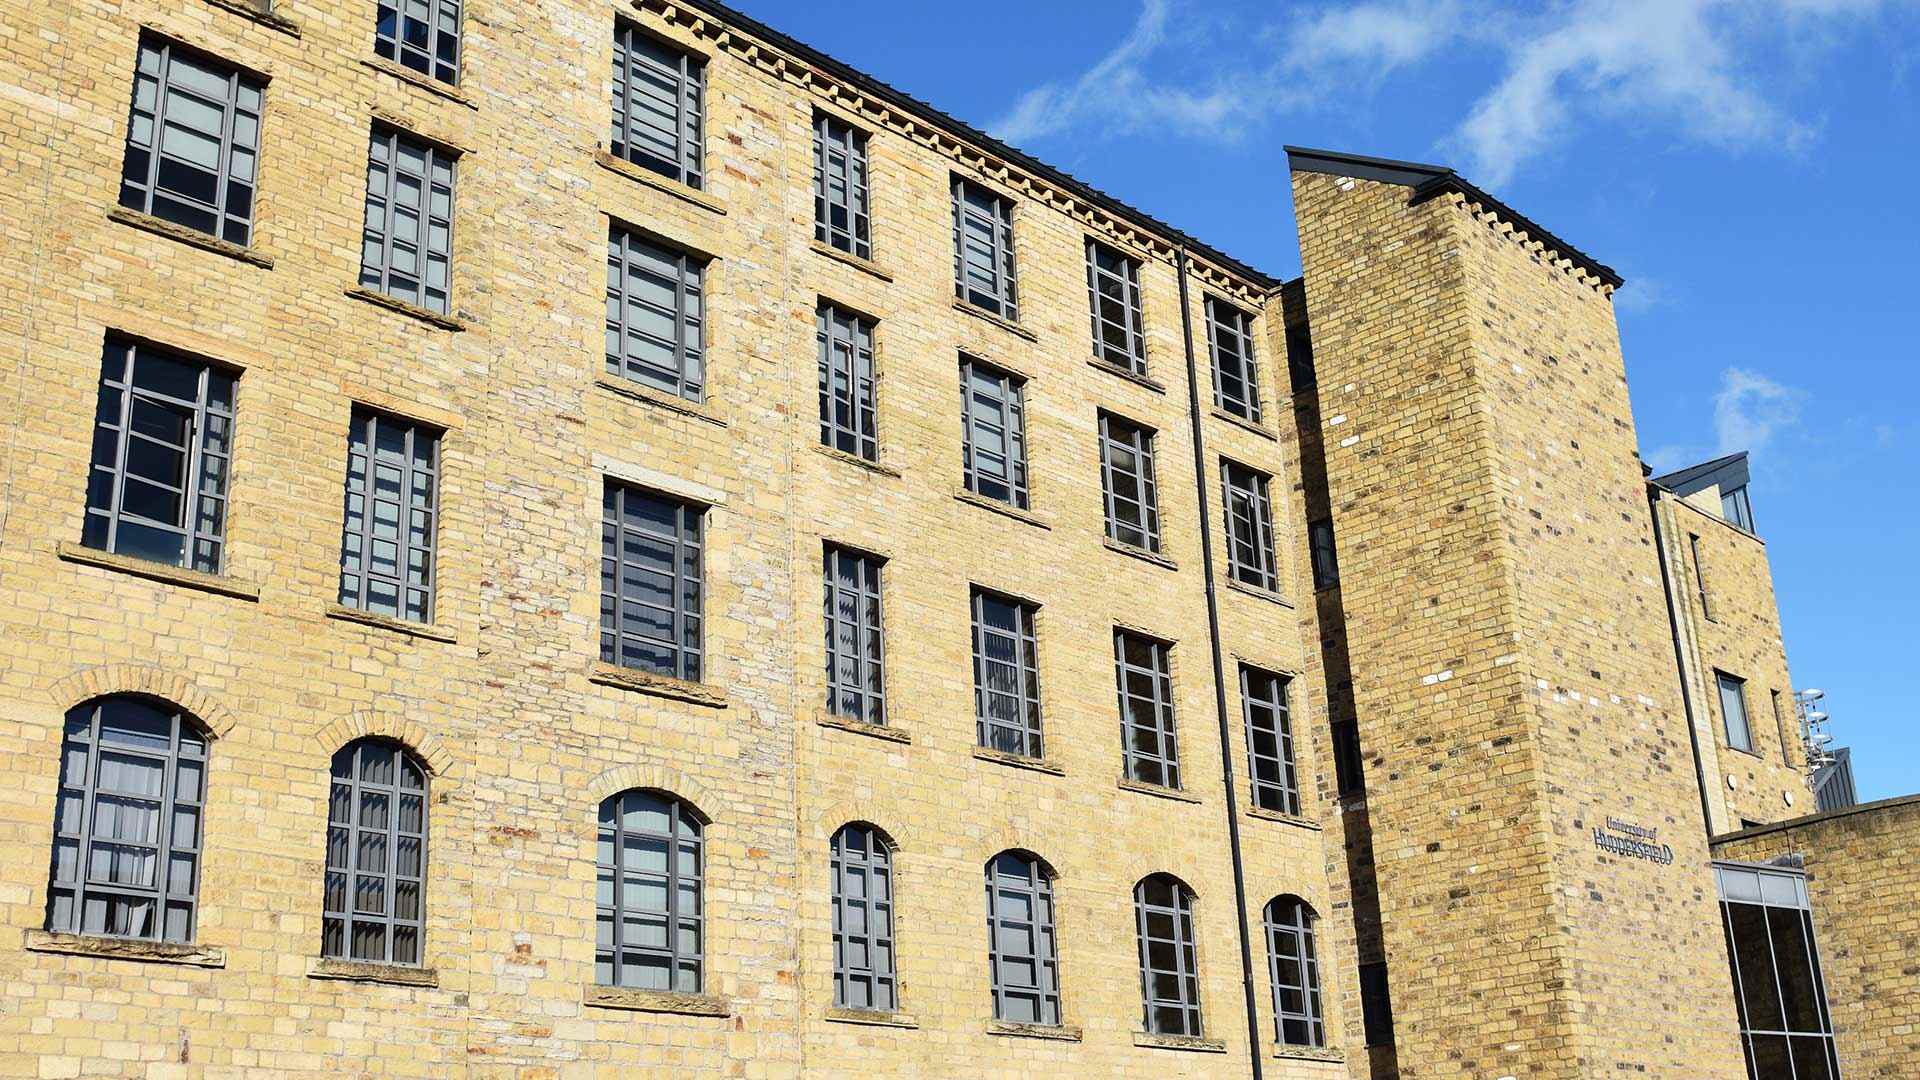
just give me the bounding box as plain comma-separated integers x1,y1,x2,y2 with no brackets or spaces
1721,484,1754,532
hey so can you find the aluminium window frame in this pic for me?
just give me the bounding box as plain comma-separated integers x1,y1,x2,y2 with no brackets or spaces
120,35,265,247
1263,896,1326,1048
1134,873,1204,1037
1098,411,1161,553
337,407,441,624
1222,459,1279,593
971,588,1044,759
1205,296,1261,422
1115,629,1180,789
611,21,705,189
830,823,898,1012
1086,238,1147,374
1241,666,1301,817
600,481,706,682
817,302,878,461
374,0,463,86
1715,861,1842,1079
959,355,1031,510
596,789,706,992
823,545,886,727
322,738,429,966
1718,670,1755,754
952,176,1019,319
606,223,708,402
984,850,1062,1026
359,125,457,315
813,112,872,260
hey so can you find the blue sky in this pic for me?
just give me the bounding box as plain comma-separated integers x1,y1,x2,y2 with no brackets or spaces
744,0,1919,800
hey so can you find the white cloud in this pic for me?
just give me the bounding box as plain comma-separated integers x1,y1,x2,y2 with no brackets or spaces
1714,367,1806,454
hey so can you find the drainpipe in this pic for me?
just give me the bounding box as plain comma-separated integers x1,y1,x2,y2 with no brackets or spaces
1647,484,1718,837
1176,245,1265,1079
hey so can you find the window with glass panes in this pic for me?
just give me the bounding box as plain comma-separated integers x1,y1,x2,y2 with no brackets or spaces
1207,297,1260,421
1241,666,1300,816
972,590,1042,758
1135,874,1203,1036
952,178,1018,318
611,24,703,188
120,36,264,246
1264,897,1325,1047
1223,460,1278,592
985,851,1061,1025
82,337,234,574
359,127,455,315
323,739,428,965
46,696,207,944
596,790,704,991
813,113,870,259
831,824,896,1011
1116,631,1180,789
1308,517,1339,589
960,357,1029,508
1359,960,1395,1046
607,225,706,401
1087,239,1147,373
338,409,439,623
601,483,704,681
1716,863,1840,1079
375,0,461,85
1719,671,1754,753
817,303,877,460
824,546,885,726
1099,412,1160,552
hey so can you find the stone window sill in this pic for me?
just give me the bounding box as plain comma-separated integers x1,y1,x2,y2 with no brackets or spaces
972,747,1065,776
583,985,729,1016
596,151,728,216
1226,578,1294,609
201,0,301,34
326,604,458,643
108,206,273,269
308,957,439,987
1210,406,1277,441
1104,538,1177,571
25,929,225,968
594,374,729,427
1118,777,1202,804
1087,358,1165,394
1246,806,1322,830
812,442,901,477
825,1007,918,1028
986,1019,1083,1041
1274,1043,1346,1063
589,662,729,709
1133,1031,1227,1053
817,713,911,744
953,299,1038,343
362,57,476,108
57,542,261,602
345,286,467,331
954,490,1052,530
809,241,894,282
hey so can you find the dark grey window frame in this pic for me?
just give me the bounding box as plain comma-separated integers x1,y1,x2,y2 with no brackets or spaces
1206,296,1261,422
337,407,440,624
1223,459,1278,592
824,545,885,727
952,177,1018,318
119,35,264,247
601,481,705,682
1241,666,1300,816
1135,873,1203,1037
817,302,877,461
1719,670,1754,753
813,112,871,260
1099,412,1161,553
1264,896,1325,1047
323,738,428,966
375,0,462,85
1116,630,1180,789
1716,862,1841,1079
1331,718,1365,797
1086,239,1147,373
1308,517,1339,590
1690,533,1713,621
972,589,1043,758
359,126,456,315
46,696,208,944
611,22,704,189
831,823,897,1012
1723,484,1756,533
985,850,1061,1026
597,789,705,992
606,223,707,402
82,335,235,575
959,356,1030,510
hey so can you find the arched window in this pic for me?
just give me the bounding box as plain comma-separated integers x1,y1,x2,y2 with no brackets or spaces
1135,873,1202,1036
47,696,208,943
324,739,428,964
597,789,704,992
984,850,1060,1026
1264,896,1325,1047
830,824,896,1011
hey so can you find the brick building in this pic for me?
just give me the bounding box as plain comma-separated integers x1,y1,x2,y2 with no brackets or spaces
0,2,1908,1078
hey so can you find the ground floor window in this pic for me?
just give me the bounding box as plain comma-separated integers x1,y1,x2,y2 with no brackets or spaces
1715,862,1841,1080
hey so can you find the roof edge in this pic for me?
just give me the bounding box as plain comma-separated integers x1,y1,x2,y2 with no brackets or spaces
1284,146,1452,187
1710,792,1920,845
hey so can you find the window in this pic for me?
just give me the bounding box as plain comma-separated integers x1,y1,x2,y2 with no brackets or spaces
1719,671,1753,753
46,696,207,943
1690,534,1713,621
1135,874,1202,1037
338,409,440,623
1099,413,1160,552
596,790,704,991
1264,897,1325,1047
1285,323,1316,393
817,303,877,461
119,36,263,246
1716,863,1840,1079
375,0,461,85
1116,631,1179,789
952,178,1017,318
1241,667,1300,816
972,590,1042,758
1358,961,1395,1047
1086,240,1146,373
824,546,885,726
813,114,870,259
324,739,428,965
959,357,1029,509
1331,718,1365,797
601,483,704,681
1206,297,1260,422
1722,484,1755,532
1308,518,1339,590
606,225,706,401
984,851,1060,1025
611,24,703,189
359,127,455,315
1773,690,1793,768
82,337,235,574
1223,460,1278,592
831,824,896,1011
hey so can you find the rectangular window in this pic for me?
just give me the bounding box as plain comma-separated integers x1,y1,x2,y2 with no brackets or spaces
818,303,877,461
960,357,1029,509
1206,297,1260,422
83,337,235,574
1308,517,1339,589
1690,534,1713,621
359,127,455,314
338,409,440,623
1223,460,1278,592
612,24,704,188
1285,323,1316,393
1773,690,1792,768
1331,717,1365,797
1719,671,1753,753
972,590,1042,758
1086,239,1146,373
375,0,461,85
1116,631,1179,789
1716,863,1840,1079
813,113,870,259
1722,485,1755,532
601,482,703,681
119,36,263,246
824,546,885,726
1359,961,1395,1047
1099,412,1160,552
1241,667,1299,816
952,178,1018,318
606,225,706,401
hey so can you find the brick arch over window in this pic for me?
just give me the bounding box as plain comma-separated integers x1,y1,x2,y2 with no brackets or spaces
312,709,457,782
585,762,713,817
46,664,238,739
